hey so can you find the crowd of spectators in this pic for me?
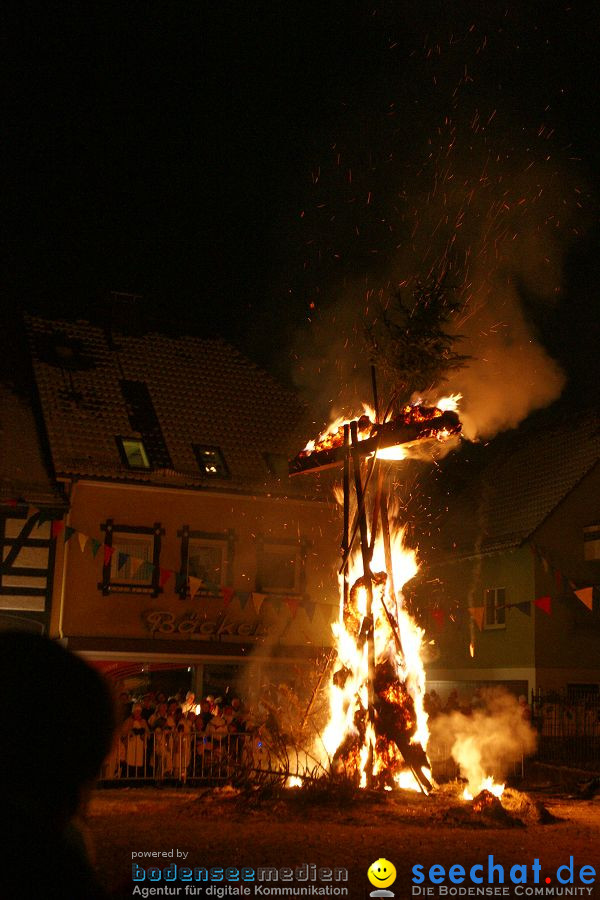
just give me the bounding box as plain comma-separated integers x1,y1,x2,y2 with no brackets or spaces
114,688,248,778
423,688,532,721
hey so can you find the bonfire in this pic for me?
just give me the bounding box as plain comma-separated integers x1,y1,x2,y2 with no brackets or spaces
290,393,507,803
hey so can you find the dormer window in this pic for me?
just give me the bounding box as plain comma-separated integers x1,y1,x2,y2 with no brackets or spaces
193,444,229,477
116,436,151,470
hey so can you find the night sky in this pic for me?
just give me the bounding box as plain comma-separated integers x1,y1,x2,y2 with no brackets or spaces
4,2,599,403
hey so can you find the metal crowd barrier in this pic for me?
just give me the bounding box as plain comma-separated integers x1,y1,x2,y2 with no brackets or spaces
100,730,251,783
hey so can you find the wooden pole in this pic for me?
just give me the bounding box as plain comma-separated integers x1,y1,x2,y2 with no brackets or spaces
350,419,376,787
342,424,350,615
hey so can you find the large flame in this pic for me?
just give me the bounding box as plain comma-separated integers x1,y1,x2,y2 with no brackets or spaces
319,513,432,792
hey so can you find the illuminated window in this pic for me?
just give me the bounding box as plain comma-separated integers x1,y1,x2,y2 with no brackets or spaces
116,436,151,469
193,445,229,477
484,587,506,629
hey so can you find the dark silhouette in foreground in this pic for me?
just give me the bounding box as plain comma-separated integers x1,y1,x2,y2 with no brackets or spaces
0,631,115,899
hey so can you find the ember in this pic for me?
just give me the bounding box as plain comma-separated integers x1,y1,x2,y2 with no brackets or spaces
289,401,461,475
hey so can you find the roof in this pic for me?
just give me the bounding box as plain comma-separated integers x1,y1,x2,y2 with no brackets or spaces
0,383,64,506
24,315,319,497
430,406,600,557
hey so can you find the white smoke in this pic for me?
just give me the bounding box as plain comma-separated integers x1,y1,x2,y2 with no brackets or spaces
429,688,537,793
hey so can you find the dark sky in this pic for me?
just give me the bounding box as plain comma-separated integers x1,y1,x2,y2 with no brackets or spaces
4,2,599,396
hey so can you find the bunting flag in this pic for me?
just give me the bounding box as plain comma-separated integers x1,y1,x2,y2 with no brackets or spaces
90,538,102,558
103,545,115,567
304,600,317,622
431,608,445,630
515,601,531,617
574,587,594,611
468,606,484,631
63,525,76,543
188,576,203,599
77,532,89,553
534,595,552,615
222,587,235,607
129,557,146,578
251,592,266,614
117,552,129,572
51,520,65,539
238,593,250,610
285,597,300,619
159,567,173,588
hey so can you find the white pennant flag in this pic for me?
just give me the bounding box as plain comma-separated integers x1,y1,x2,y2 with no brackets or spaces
251,592,267,615
77,532,89,552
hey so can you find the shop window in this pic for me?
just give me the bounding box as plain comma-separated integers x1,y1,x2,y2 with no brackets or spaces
178,527,235,597
484,587,506,629
256,538,307,595
584,524,600,561
99,519,164,596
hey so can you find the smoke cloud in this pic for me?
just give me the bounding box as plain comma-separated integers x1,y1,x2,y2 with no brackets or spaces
429,688,537,793
289,22,588,441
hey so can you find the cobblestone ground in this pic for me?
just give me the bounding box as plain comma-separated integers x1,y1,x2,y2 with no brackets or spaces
87,787,599,900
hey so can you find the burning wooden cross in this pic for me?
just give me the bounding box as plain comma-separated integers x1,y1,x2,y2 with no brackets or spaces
290,398,461,794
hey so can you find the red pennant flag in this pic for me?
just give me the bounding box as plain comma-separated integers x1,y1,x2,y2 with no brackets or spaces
534,595,552,615
574,587,593,611
468,606,485,631
222,586,235,607
103,545,115,567
51,520,65,539
285,597,300,618
431,609,445,630
159,568,173,588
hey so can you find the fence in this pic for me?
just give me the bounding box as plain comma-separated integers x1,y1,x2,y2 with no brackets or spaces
532,689,600,767
101,730,252,783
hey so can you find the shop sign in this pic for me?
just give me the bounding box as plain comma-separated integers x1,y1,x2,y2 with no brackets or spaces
143,609,273,639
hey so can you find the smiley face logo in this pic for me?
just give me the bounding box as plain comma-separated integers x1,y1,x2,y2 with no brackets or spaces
367,858,397,889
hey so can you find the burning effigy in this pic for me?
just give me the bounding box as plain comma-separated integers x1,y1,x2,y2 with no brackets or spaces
290,396,462,795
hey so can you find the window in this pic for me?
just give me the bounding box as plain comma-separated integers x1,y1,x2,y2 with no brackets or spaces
584,524,600,561
193,445,229,477
99,519,164,596
111,535,153,586
119,380,172,468
263,453,290,478
177,527,235,598
188,539,226,588
484,587,506,629
116,436,151,469
256,538,306,595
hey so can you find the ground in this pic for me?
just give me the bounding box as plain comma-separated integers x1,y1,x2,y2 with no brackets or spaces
87,778,599,900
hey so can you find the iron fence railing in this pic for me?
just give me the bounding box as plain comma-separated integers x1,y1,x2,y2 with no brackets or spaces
101,730,251,783
532,690,600,766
